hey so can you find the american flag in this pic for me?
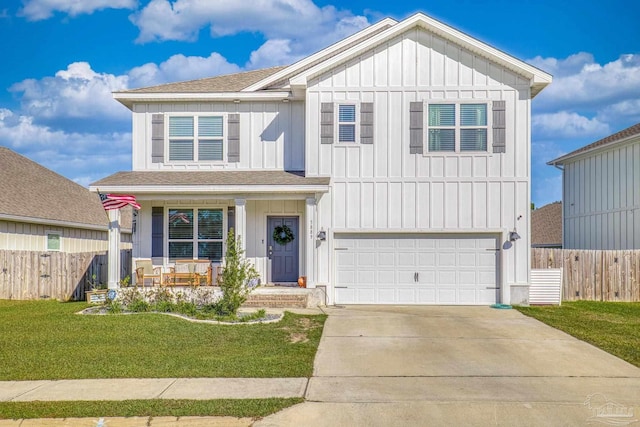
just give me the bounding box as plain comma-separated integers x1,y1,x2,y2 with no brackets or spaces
99,193,141,210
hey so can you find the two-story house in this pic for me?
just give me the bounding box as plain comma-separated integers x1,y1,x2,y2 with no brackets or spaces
91,13,551,305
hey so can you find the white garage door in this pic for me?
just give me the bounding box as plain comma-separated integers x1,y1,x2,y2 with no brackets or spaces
334,234,499,305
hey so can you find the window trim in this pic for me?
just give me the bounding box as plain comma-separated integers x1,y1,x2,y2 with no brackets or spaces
424,101,492,154
45,231,61,251
337,103,359,144
166,113,226,163
166,207,226,262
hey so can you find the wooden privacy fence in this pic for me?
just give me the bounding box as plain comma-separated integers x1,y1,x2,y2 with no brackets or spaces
532,248,640,302
0,250,132,301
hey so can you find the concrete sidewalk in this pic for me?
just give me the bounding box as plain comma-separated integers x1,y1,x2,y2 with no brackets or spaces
0,378,307,402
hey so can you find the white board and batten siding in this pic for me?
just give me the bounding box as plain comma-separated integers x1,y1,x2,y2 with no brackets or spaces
305,27,533,303
131,101,305,172
563,138,640,250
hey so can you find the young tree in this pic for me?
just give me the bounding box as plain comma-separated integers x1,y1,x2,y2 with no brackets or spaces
215,229,259,316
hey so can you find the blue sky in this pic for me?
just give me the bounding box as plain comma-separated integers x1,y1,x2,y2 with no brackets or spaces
1,0,639,208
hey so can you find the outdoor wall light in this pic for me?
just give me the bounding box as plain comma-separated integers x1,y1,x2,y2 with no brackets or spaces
317,229,327,241
509,230,521,242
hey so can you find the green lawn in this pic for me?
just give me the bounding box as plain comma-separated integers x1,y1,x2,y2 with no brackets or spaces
0,300,326,380
0,398,303,420
516,301,640,368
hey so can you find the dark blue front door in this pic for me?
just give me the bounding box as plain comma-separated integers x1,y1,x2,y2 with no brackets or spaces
268,216,299,282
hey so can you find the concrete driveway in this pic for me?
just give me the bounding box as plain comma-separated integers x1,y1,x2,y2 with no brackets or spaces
258,305,640,426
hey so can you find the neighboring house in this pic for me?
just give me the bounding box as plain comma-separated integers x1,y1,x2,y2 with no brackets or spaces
531,202,562,248
0,147,132,252
548,123,640,250
91,13,551,305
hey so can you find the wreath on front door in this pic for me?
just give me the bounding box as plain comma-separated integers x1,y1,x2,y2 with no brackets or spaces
273,224,295,245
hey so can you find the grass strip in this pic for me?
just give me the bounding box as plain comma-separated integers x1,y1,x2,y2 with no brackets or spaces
0,398,303,420
516,301,640,367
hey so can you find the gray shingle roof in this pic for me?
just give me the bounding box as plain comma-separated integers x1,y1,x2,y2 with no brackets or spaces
548,123,640,165
531,202,562,247
119,66,288,94
91,170,330,187
0,147,110,228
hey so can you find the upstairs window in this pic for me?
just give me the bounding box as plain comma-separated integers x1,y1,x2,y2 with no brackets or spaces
168,116,224,161
338,105,356,143
428,103,488,152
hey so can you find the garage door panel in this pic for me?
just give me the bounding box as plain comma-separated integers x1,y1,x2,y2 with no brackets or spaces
378,288,395,303
398,289,416,303
357,253,376,266
438,253,456,266
417,289,436,303
438,270,457,285
334,234,498,305
458,252,477,267
417,252,435,265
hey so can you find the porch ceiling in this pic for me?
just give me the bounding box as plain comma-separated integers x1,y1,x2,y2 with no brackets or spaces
89,170,330,195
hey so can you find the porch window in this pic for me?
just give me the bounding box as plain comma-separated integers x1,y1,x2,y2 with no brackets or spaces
168,208,223,261
427,103,488,152
168,116,224,161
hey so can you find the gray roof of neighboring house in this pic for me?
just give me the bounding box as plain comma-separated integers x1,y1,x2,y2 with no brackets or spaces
118,66,288,94
0,147,109,228
91,170,330,187
548,122,640,165
0,147,132,230
531,202,562,247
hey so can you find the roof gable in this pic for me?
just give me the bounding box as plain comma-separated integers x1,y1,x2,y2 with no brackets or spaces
0,147,109,229
242,17,398,92
286,13,551,97
548,122,640,165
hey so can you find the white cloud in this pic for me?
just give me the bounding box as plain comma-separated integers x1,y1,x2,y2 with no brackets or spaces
128,52,240,88
532,111,610,139
246,39,301,69
130,0,369,48
597,99,640,124
0,108,131,186
531,53,640,112
19,0,137,21
10,62,129,123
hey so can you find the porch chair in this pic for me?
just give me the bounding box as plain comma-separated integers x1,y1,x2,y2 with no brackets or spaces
135,259,162,287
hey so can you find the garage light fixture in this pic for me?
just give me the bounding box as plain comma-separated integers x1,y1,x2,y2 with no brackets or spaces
509,230,521,242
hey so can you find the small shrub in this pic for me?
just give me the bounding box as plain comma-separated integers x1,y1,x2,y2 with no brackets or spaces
155,300,175,313
106,300,123,314
128,297,151,313
176,301,197,317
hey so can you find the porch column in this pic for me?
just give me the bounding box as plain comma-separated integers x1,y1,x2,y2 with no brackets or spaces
107,209,121,290
234,198,247,251
305,197,316,287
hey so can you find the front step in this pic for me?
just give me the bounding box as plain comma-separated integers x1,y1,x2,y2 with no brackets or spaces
243,292,309,308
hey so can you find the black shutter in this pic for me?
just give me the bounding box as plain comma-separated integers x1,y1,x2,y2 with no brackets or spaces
151,207,163,257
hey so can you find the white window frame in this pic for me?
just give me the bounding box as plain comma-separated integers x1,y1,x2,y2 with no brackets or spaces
166,114,226,163
45,231,61,251
337,103,359,144
424,101,492,154
166,207,226,262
